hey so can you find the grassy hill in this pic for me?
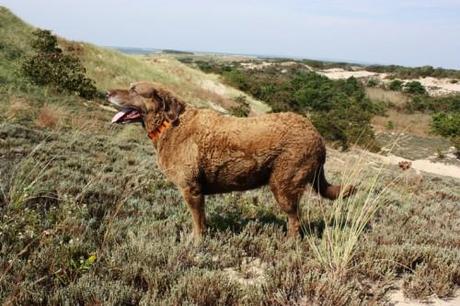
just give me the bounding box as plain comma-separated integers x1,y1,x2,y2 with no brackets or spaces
0,6,459,305
0,6,269,116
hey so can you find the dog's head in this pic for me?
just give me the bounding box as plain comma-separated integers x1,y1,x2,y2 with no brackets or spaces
107,82,185,134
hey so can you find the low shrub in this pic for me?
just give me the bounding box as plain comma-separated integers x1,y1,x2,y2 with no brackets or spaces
21,29,97,99
404,81,427,95
431,112,460,138
229,95,250,117
367,78,379,87
389,79,403,91
431,112,460,156
405,94,460,113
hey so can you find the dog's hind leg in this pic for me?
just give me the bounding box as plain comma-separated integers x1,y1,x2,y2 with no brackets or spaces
269,171,304,237
180,184,206,242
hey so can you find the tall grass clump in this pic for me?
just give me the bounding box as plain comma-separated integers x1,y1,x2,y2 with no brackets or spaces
1,143,54,208
304,153,396,275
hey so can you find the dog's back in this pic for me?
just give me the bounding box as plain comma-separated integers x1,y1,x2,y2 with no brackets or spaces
159,109,326,194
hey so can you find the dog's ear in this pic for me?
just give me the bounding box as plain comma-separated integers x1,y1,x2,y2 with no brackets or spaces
152,88,185,124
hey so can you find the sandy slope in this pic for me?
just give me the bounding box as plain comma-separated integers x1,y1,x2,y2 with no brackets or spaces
319,68,380,80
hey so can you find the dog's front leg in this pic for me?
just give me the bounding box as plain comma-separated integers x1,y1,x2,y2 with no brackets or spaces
180,185,206,242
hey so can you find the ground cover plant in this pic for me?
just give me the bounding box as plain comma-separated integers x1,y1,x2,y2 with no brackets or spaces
1,123,459,305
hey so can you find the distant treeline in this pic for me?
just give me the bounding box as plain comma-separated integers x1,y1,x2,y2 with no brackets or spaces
161,49,194,55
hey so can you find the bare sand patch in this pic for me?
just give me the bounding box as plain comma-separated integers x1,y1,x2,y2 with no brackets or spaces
319,68,379,80
389,289,460,306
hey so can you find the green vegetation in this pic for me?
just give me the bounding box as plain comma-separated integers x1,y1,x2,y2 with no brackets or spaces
388,79,403,91
403,81,427,95
21,29,98,99
162,49,194,55
366,78,379,87
431,112,460,153
406,94,460,113
386,120,395,130
403,93,460,155
229,95,250,117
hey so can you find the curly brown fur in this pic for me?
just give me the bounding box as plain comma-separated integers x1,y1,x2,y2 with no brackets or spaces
107,82,355,241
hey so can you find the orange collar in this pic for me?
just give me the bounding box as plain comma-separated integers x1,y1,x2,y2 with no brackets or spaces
147,120,172,143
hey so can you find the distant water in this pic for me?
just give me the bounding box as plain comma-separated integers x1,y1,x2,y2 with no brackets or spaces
109,46,373,66
112,47,163,55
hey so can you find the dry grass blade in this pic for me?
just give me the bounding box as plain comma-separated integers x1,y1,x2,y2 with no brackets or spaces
304,145,404,274
3,143,56,208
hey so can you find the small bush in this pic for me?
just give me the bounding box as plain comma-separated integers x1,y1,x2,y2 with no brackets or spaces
367,78,379,87
404,81,427,95
389,79,403,91
229,95,250,117
386,120,395,130
21,29,97,99
431,112,460,138
431,112,460,157
406,94,460,113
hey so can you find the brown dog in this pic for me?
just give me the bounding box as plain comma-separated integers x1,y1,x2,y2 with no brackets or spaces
107,82,353,240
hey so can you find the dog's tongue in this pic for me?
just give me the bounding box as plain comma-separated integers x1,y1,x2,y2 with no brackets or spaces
112,110,128,123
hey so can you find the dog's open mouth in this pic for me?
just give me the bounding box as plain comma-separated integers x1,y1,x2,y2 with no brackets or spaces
111,108,142,124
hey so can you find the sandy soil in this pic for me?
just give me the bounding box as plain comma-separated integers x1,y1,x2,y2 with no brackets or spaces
319,68,381,80
413,77,460,96
385,154,460,179
389,289,460,306
360,149,460,180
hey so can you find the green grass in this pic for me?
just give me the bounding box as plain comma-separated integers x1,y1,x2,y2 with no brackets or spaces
1,5,460,305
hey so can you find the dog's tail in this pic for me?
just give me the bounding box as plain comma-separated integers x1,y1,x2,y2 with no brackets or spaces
312,164,355,200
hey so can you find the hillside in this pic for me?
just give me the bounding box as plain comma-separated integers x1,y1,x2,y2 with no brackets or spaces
0,6,269,116
1,7,459,305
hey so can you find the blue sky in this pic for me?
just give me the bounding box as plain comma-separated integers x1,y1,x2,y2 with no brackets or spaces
2,0,460,68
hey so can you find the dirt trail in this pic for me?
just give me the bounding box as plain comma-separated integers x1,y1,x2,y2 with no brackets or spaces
384,154,460,179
